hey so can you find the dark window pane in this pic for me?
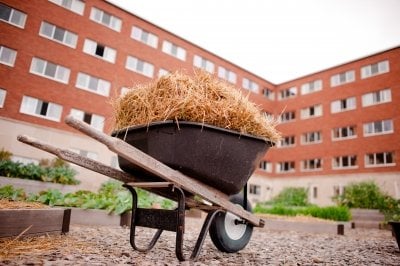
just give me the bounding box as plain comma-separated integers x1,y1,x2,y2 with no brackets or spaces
0,4,11,21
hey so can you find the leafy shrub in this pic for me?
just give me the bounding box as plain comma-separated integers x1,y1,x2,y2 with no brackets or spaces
0,185,26,201
0,159,79,185
269,187,310,206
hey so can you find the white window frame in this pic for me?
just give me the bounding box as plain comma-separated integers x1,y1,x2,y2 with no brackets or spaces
301,104,322,119
362,89,391,107
279,87,297,100
90,7,122,32
262,88,275,100
0,3,27,28
29,57,70,84
0,88,6,108
276,161,295,173
249,184,261,195
48,0,85,15
131,26,158,48
301,131,322,145
83,39,116,63
193,55,214,73
280,111,296,123
19,95,63,122
361,60,389,79
242,78,259,93
217,66,237,84
0,45,17,67
259,160,272,173
332,125,357,141
162,40,186,61
331,97,356,113
332,155,357,169
330,70,355,87
70,108,104,132
125,55,154,78
363,119,393,136
301,158,322,172
158,68,170,77
76,72,110,97
301,79,322,95
365,151,395,168
278,136,295,148
39,21,78,48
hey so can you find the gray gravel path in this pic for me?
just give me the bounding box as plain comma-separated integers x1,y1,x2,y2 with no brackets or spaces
1,217,399,265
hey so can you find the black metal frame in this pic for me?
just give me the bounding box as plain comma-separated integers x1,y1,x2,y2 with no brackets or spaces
124,182,224,261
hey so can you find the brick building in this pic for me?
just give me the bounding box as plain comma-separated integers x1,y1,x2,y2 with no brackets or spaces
0,0,399,205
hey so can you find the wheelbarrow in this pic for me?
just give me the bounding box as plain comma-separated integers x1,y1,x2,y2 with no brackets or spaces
17,116,273,261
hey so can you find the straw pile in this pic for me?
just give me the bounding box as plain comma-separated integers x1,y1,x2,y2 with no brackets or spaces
112,71,281,143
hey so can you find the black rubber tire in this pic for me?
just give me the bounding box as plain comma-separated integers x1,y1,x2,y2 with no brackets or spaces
209,193,253,253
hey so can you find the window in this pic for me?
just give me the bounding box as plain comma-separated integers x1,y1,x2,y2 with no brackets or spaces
301,79,322,95
120,86,130,96
126,55,154,78
279,87,297,100
90,7,121,32
242,78,259,93
20,96,62,121
363,119,393,136
301,104,322,119
361,60,389,79
76,72,110,97
331,97,356,113
262,88,275,100
332,155,357,169
312,186,318,199
131,26,158,48
332,125,356,140
0,3,27,28
70,108,104,131
302,158,322,171
333,185,345,197
249,184,261,195
0,46,17,67
158,68,170,77
162,40,186,61
193,55,214,73
280,111,295,123
277,161,295,173
217,66,236,84
0,88,6,108
330,70,355,87
83,39,116,63
365,152,394,167
259,160,272,172
49,0,85,15
278,136,295,148
30,57,70,84
362,89,391,107
301,131,322,144
39,21,78,48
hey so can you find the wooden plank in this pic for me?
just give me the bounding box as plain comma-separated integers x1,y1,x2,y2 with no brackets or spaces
0,208,69,238
64,115,264,227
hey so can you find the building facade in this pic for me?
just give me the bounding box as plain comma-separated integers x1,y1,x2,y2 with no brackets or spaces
1,0,399,204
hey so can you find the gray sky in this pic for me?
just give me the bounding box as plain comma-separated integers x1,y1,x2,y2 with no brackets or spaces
106,0,400,84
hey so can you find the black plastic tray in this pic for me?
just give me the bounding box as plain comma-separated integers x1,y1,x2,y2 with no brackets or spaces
112,121,272,195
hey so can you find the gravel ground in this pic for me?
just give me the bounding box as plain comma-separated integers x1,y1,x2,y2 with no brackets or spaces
1,217,399,265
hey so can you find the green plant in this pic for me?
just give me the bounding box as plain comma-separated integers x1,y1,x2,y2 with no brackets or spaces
0,185,26,201
334,181,386,209
269,187,310,206
0,148,12,161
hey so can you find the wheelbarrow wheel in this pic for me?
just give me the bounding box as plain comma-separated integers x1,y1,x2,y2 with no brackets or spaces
209,193,253,253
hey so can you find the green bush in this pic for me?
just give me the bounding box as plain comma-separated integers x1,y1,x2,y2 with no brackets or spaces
268,187,310,206
0,185,26,201
0,159,79,185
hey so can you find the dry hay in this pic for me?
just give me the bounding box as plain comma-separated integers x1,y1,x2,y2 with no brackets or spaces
112,71,281,143
0,199,49,209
